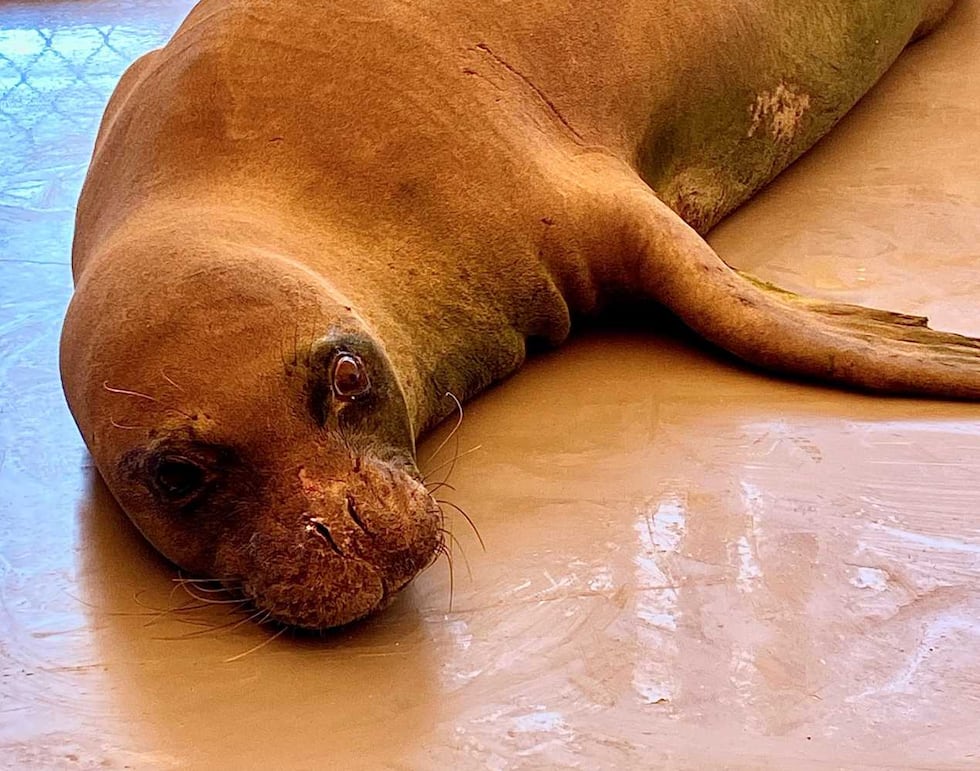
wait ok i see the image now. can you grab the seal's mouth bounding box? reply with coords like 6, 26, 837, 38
237, 559, 398, 631
218, 458, 443, 630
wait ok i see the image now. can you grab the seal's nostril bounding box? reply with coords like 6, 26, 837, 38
345, 493, 372, 535
308, 518, 344, 556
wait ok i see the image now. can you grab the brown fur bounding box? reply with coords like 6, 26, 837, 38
61, 0, 977, 630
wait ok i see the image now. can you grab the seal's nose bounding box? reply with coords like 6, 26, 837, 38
300, 493, 438, 590
301, 491, 383, 559
297, 459, 442, 583
306, 515, 346, 556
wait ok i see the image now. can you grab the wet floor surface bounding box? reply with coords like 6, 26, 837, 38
1, 1, 978, 768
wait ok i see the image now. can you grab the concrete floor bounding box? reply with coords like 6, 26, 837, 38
1, 1, 978, 768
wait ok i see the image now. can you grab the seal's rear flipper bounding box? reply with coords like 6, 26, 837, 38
620, 190, 980, 399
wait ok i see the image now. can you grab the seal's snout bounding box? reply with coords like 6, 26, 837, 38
232, 457, 441, 630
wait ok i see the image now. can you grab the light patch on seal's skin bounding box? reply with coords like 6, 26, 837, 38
299, 466, 337, 499
748, 83, 812, 142
298, 466, 349, 539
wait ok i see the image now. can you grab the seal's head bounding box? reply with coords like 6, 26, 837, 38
61, 231, 441, 629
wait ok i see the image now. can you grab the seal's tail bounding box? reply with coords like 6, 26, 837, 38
622, 190, 980, 399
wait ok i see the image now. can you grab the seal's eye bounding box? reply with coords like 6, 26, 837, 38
152, 455, 205, 500
331, 353, 370, 400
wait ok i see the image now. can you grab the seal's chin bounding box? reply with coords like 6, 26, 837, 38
238, 557, 395, 630
234, 524, 441, 630
220, 460, 442, 630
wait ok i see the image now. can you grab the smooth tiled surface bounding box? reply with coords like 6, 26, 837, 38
1, 1, 978, 768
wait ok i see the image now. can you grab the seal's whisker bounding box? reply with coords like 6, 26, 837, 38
102, 381, 196, 420
173, 571, 234, 582
421, 444, 483, 483
436, 498, 485, 551
183, 593, 251, 607
133, 589, 203, 616
224, 625, 289, 663
160, 369, 185, 392
67, 590, 184, 621
438, 540, 455, 612
424, 391, 464, 466
167, 601, 251, 624
172, 577, 242, 593
425, 535, 453, 571
228, 610, 271, 633
439, 526, 473, 581
437, 404, 462, 488
170, 602, 257, 631
254, 610, 274, 626
158, 598, 214, 614
151, 613, 245, 637
175, 584, 239, 596
177, 581, 250, 606
147, 576, 250, 626
132, 592, 214, 627
147, 601, 262, 638
425, 481, 456, 494
447, 547, 456, 612
110, 418, 151, 431
174, 572, 243, 595
171, 581, 228, 593
166, 578, 193, 609
173, 608, 267, 639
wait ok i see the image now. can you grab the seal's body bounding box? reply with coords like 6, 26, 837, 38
62, 0, 977, 629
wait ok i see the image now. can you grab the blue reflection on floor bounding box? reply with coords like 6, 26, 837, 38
1, 3, 191, 269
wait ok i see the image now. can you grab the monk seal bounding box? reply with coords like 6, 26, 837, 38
60, 0, 978, 630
